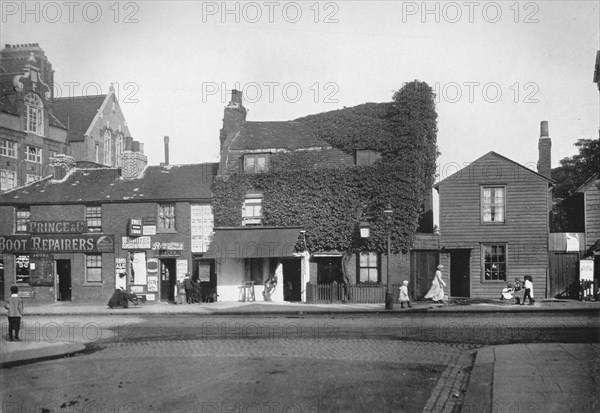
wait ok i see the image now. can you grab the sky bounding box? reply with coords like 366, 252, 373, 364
2, 0, 599, 183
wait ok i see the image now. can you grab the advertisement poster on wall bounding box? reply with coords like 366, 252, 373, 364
580, 259, 594, 281
176, 259, 188, 282
115, 258, 127, 290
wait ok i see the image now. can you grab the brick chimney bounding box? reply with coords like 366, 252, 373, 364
218, 89, 247, 178
121, 151, 148, 180
537, 121, 552, 178
164, 136, 170, 166
220, 90, 247, 141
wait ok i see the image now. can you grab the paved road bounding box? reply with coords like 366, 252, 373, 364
1, 312, 598, 413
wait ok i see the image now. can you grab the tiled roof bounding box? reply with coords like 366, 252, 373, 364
230, 121, 330, 150
53, 95, 107, 142
0, 163, 218, 205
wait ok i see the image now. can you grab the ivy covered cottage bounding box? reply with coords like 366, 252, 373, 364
205, 83, 440, 303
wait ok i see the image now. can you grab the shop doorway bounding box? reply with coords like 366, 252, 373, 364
193, 259, 216, 302
56, 259, 72, 301
283, 259, 302, 302
160, 259, 177, 302
450, 249, 471, 298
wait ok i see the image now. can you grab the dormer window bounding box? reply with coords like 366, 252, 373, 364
355, 150, 382, 166
244, 153, 269, 174
25, 93, 43, 136
242, 193, 263, 226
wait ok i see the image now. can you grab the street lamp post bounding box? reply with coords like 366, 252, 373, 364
383, 205, 394, 310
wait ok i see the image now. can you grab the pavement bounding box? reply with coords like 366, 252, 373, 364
1, 298, 599, 412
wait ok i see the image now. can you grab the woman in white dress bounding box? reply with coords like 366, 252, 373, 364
425, 264, 447, 303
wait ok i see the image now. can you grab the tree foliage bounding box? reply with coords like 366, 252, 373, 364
212, 81, 439, 254
550, 138, 600, 232
552, 138, 600, 200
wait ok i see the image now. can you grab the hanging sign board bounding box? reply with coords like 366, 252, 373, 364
128, 218, 143, 236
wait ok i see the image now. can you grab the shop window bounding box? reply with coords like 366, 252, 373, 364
86, 205, 102, 232
357, 252, 380, 283
86, 254, 102, 283
158, 203, 176, 232
482, 244, 506, 281
25, 93, 43, 136
481, 186, 505, 223
1, 140, 17, 158
244, 153, 269, 174
16, 208, 30, 233
26, 146, 42, 163
242, 193, 263, 226
1, 169, 17, 190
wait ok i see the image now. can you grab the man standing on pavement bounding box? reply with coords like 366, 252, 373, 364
183, 273, 194, 304
4, 286, 24, 341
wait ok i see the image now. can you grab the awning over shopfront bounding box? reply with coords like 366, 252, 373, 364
202, 226, 303, 259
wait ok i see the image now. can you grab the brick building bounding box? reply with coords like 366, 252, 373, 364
0, 43, 144, 192
0, 43, 68, 191
0, 156, 217, 303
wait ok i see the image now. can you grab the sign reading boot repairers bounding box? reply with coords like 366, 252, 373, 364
0, 235, 115, 253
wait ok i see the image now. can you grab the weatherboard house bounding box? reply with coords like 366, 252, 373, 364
434, 122, 554, 299
0, 154, 217, 304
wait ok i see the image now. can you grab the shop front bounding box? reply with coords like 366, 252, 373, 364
203, 226, 304, 302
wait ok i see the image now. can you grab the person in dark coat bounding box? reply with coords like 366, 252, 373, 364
183, 273, 194, 304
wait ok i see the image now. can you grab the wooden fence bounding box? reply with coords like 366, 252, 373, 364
306, 282, 403, 304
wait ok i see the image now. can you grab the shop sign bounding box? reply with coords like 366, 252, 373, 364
0, 234, 115, 253
29, 221, 87, 234
154, 250, 181, 258
143, 217, 157, 235
122, 236, 151, 249
152, 242, 183, 251
128, 218, 143, 236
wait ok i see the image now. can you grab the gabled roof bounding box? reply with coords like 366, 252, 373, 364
0, 163, 218, 206
53, 94, 107, 142
575, 172, 599, 193
230, 121, 330, 151
434, 151, 555, 188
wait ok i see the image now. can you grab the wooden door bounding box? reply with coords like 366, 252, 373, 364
549, 252, 579, 298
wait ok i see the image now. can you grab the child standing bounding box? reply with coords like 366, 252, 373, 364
4, 286, 24, 341
522, 275, 535, 305
399, 280, 412, 308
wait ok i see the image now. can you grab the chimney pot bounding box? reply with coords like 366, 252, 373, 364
540, 121, 549, 137
164, 136, 169, 166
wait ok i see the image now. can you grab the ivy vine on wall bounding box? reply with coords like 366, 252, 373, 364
212, 81, 438, 254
